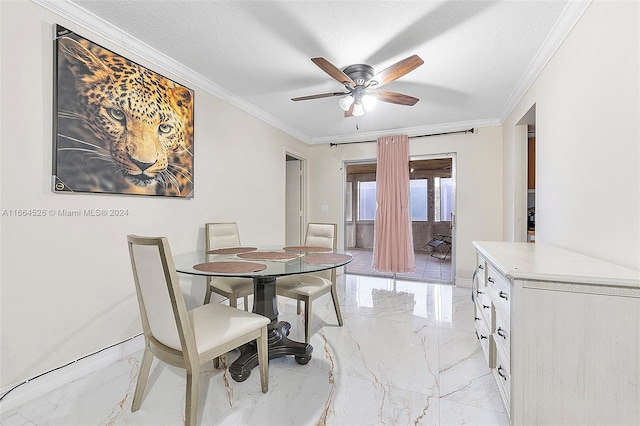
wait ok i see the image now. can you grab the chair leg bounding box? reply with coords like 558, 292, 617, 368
304, 299, 311, 343
330, 285, 344, 326
229, 295, 238, 309
257, 326, 269, 393
131, 346, 154, 412
203, 285, 212, 305
296, 300, 302, 315
185, 366, 200, 426
243, 295, 249, 311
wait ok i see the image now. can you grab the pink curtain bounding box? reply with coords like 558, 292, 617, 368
372, 135, 416, 273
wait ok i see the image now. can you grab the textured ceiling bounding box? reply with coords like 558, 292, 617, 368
40, 0, 590, 144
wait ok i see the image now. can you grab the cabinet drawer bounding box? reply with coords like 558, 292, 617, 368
474, 257, 487, 306
476, 255, 487, 287
474, 306, 493, 367
494, 350, 511, 407
487, 265, 511, 317
475, 277, 489, 306
479, 289, 492, 317
493, 310, 510, 356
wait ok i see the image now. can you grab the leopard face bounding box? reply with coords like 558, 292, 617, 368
55, 36, 194, 197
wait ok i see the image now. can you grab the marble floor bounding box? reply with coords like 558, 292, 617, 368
1, 275, 508, 426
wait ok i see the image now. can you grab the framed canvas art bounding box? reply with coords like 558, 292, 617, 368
53, 25, 194, 198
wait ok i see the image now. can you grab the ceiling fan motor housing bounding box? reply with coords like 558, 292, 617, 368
342, 64, 375, 86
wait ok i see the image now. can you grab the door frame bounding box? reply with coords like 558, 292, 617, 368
342, 153, 457, 284
285, 151, 306, 246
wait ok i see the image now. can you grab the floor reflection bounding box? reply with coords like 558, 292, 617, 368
348, 274, 452, 322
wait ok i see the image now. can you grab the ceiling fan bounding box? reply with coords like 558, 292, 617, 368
292, 55, 424, 117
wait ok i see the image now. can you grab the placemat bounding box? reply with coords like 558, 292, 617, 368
303, 253, 353, 265
283, 245, 332, 252
193, 261, 266, 273
206, 247, 257, 255
237, 251, 300, 261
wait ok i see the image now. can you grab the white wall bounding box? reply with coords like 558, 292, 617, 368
0, 0, 309, 387
502, 0, 640, 270
307, 126, 504, 284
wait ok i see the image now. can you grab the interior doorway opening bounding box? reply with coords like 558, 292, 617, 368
516, 104, 536, 243
343, 155, 455, 283
285, 154, 305, 247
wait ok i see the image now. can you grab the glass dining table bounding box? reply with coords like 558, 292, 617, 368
173, 246, 352, 382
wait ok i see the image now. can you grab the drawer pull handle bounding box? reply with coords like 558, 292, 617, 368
497, 327, 507, 339
499, 291, 509, 300
476, 290, 483, 295
478, 264, 484, 270
482, 304, 490, 309
497, 366, 508, 381
475, 317, 481, 321
475, 330, 487, 340
488, 277, 495, 283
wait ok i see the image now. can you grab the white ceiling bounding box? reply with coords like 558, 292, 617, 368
40, 0, 590, 144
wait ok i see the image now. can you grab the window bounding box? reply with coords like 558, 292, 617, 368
410, 179, 428, 221
358, 179, 429, 221
345, 181, 353, 222
357, 181, 376, 220
435, 177, 453, 222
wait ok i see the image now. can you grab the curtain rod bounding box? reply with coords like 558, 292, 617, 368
329, 128, 474, 147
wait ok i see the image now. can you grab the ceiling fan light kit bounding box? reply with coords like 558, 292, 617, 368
362, 93, 378, 111
338, 95, 354, 111
352, 103, 365, 117
292, 55, 424, 118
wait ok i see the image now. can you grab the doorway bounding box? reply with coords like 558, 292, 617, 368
516, 104, 536, 243
285, 154, 305, 246
343, 154, 456, 283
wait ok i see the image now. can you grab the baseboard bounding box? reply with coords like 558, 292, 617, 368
0, 334, 144, 413
456, 277, 473, 288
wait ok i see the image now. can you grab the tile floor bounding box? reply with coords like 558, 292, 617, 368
1, 275, 508, 425
346, 249, 453, 283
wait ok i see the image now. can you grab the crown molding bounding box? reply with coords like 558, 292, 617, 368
33, 0, 591, 145
498, 0, 592, 123
32, 0, 311, 143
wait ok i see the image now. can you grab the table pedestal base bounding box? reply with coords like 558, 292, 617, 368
228, 275, 313, 382
229, 321, 312, 382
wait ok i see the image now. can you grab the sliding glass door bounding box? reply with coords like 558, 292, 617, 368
344, 155, 455, 283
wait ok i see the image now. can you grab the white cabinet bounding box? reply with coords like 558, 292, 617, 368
472, 241, 640, 425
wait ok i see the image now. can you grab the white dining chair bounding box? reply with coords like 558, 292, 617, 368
203, 222, 254, 310
276, 223, 343, 342
127, 235, 269, 426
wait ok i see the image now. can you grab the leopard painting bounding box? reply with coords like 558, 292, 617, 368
54, 30, 194, 197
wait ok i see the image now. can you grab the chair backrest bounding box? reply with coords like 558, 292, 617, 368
205, 222, 241, 250
305, 223, 337, 280
305, 223, 337, 249
127, 235, 196, 358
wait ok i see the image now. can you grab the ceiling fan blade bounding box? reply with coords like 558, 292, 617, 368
369, 55, 424, 88
344, 102, 354, 118
291, 91, 348, 101
311, 57, 355, 87
375, 90, 420, 106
